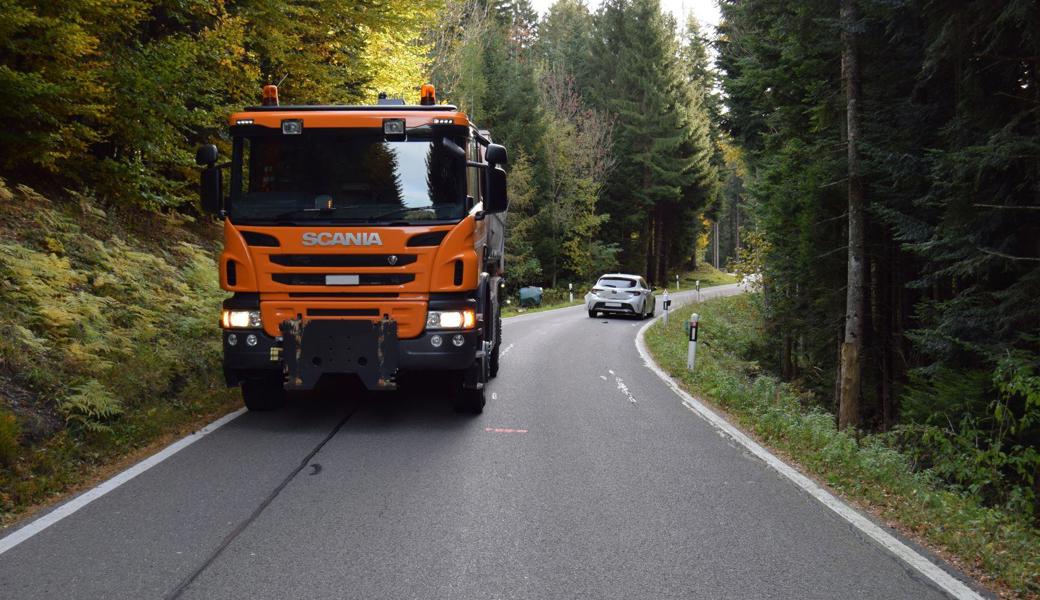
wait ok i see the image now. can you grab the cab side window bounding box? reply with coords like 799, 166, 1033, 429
467, 135, 481, 205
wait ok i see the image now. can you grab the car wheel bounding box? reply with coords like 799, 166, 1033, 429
588, 310, 597, 318
241, 374, 285, 411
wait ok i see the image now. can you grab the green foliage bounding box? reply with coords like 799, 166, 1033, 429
0, 409, 19, 467
0, 0, 438, 208
646, 294, 1040, 597
0, 180, 237, 521
718, 0, 1040, 522
727, 229, 769, 291
431, 0, 718, 288
61, 381, 123, 433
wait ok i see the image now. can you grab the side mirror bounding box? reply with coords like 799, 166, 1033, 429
200, 167, 222, 214
196, 144, 218, 166
485, 143, 507, 166
484, 166, 508, 214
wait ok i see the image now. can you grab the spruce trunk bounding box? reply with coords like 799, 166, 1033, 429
838, 0, 865, 430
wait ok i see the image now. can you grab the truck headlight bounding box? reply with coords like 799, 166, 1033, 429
426, 309, 476, 330
221, 309, 262, 329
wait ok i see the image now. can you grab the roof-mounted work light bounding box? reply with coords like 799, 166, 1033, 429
420, 84, 436, 106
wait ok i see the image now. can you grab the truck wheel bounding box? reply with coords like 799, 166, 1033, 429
489, 310, 502, 378
241, 375, 285, 411
454, 385, 485, 414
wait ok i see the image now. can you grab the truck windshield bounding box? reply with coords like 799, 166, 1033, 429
230, 132, 468, 224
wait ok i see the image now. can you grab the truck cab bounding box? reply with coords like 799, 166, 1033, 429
197, 85, 507, 413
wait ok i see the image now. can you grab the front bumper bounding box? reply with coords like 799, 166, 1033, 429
222, 323, 479, 389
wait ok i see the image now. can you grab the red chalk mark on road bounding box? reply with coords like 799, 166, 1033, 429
485, 427, 528, 434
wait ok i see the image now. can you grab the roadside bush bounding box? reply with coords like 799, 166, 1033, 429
0, 410, 19, 466
0, 180, 237, 522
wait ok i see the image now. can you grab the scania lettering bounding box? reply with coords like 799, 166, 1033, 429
196, 83, 508, 413
301, 232, 384, 247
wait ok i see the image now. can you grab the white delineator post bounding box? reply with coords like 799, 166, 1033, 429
568, 282, 573, 303
687, 313, 699, 371
675, 274, 679, 291
662, 290, 671, 325
695, 279, 701, 303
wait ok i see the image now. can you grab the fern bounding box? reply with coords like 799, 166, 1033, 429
60, 380, 124, 432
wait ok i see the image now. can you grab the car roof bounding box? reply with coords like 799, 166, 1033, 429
597, 273, 642, 280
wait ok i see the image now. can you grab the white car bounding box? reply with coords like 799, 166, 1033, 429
585, 274, 656, 319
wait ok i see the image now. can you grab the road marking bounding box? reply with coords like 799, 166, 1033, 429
485, 427, 528, 434
500, 343, 515, 357
491, 392, 498, 400
634, 319, 986, 600
0, 407, 247, 556
609, 370, 637, 404
599, 375, 608, 381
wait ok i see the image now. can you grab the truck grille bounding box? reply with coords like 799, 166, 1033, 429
272, 273, 415, 286
269, 254, 416, 267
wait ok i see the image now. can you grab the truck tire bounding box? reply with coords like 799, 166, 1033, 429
241, 375, 285, 411
489, 310, 502, 378
454, 385, 486, 414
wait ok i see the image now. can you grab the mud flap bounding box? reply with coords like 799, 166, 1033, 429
281, 318, 399, 391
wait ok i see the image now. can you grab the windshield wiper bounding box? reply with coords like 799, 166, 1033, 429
269, 206, 375, 221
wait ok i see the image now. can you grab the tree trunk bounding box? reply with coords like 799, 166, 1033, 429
645, 213, 655, 283
655, 207, 666, 282
838, 0, 865, 430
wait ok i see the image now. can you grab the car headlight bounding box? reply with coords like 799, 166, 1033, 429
221, 309, 262, 329
426, 309, 476, 330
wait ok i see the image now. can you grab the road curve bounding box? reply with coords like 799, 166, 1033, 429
0, 284, 974, 599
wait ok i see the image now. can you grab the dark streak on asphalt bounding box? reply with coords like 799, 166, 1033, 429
164, 409, 356, 600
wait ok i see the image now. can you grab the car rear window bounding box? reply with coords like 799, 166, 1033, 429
598, 278, 637, 288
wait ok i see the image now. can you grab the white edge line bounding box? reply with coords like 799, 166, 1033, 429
634, 315, 985, 600
0, 407, 247, 556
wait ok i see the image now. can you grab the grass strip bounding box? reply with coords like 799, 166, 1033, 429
644, 293, 1040, 599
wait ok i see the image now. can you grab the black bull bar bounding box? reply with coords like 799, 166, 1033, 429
280, 318, 399, 391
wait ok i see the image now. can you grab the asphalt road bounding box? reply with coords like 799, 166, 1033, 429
0, 283, 973, 599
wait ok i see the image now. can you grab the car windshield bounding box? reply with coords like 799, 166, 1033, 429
229, 132, 467, 224
598, 277, 637, 288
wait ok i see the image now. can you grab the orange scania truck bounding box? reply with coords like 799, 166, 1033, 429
195, 84, 508, 413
